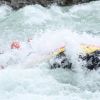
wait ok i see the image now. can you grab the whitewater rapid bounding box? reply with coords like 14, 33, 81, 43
0, 1, 100, 100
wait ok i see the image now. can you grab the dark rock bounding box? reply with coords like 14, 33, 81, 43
0, 0, 97, 10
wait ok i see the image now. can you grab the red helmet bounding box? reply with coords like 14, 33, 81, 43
11, 41, 21, 49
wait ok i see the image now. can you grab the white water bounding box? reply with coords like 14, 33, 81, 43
0, 1, 100, 100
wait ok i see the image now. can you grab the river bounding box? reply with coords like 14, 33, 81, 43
0, 1, 100, 100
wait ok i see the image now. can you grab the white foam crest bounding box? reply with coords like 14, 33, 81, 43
0, 5, 12, 19
22, 5, 52, 25
69, 1, 100, 13
69, 4, 92, 13
30, 29, 100, 54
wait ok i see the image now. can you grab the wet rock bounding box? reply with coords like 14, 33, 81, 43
0, 0, 97, 10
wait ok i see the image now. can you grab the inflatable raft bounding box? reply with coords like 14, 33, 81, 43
0, 40, 100, 70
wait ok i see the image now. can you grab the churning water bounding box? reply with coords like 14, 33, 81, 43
0, 1, 100, 100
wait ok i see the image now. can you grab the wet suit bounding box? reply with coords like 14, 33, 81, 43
80, 50, 100, 70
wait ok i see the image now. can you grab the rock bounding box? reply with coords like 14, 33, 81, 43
0, 0, 97, 10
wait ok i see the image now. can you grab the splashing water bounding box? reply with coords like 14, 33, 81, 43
0, 1, 100, 100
